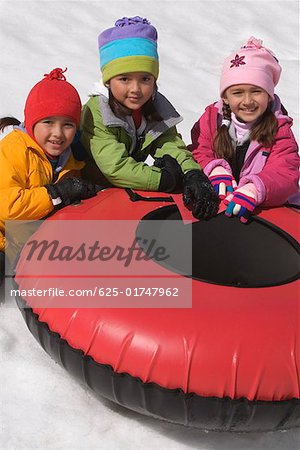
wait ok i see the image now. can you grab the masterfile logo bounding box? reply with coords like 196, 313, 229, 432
6, 219, 192, 309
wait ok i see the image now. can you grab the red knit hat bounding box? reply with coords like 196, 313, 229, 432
24, 68, 82, 140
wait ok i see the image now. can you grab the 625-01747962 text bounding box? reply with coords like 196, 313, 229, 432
10, 287, 180, 298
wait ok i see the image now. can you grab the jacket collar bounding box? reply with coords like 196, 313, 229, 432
97, 92, 183, 138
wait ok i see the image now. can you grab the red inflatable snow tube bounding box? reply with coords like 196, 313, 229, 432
14, 188, 300, 431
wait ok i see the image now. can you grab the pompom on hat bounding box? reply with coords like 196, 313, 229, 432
24, 68, 82, 140
98, 16, 159, 84
220, 37, 282, 99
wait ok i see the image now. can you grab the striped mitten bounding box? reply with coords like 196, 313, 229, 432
224, 183, 258, 223
208, 166, 237, 200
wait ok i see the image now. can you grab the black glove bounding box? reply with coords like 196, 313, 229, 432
46, 177, 102, 206
183, 170, 220, 219
154, 154, 184, 193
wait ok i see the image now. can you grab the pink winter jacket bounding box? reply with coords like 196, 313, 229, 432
189, 96, 299, 207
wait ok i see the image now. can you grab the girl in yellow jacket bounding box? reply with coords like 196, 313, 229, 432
0, 68, 100, 263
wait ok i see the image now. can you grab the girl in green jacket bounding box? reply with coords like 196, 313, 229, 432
80, 16, 219, 220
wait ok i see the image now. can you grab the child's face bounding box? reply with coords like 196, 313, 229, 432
33, 116, 76, 157
222, 84, 270, 123
108, 72, 155, 110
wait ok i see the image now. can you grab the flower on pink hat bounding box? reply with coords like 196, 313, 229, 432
230, 55, 246, 68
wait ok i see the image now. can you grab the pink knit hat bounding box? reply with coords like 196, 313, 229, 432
220, 37, 282, 99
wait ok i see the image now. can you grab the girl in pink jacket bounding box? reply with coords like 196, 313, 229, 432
189, 37, 299, 223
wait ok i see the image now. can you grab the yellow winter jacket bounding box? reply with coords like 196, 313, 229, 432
0, 129, 84, 255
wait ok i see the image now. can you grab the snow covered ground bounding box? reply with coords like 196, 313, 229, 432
1, 1, 299, 449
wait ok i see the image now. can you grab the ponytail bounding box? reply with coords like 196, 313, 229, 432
213, 103, 234, 160
250, 106, 278, 147
0, 117, 21, 132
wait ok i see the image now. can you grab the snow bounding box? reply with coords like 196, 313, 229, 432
0, 1, 299, 449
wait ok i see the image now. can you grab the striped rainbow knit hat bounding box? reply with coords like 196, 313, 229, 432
98, 16, 159, 84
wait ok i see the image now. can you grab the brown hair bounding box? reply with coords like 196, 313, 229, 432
0, 117, 21, 132
213, 102, 278, 161
108, 83, 163, 123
